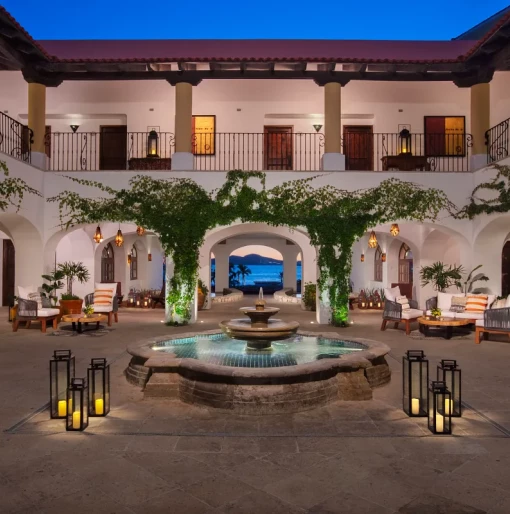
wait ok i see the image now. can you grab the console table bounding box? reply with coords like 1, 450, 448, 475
128, 157, 172, 170
381, 155, 430, 171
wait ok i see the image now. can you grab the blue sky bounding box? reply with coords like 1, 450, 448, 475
5, 1, 509, 40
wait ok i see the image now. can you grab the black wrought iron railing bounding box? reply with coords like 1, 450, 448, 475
486, 118, 509, 164
342, 132, 472, 172
46, 131, 175, 171
192, 132, 324, 171
0, 112, 32, 163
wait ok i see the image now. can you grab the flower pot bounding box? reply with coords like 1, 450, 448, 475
197, 289, 206, 311
59, 299, 84, 316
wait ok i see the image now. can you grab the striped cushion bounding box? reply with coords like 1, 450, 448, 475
465, 294, 488, 313
28, 292, 43, 309
94, 286, 115, 306
396, 295, 410, 311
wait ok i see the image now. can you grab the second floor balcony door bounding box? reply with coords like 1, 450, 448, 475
100, 125, 127, 170
264, 126, 293, 170
343, 125, 373, 171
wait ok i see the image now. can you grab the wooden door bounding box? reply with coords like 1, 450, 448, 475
100, 125, 127, 170
343, 126, 373, 171
2, 239, 15, 306
502, 241, 510, 297
264, 126, 293, 170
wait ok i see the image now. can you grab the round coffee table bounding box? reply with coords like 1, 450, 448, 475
61, 314, 106, 334
418, 316, 474, 340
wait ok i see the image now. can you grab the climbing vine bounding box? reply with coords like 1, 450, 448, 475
48, 171, 454, 326
0, 160, 40, 212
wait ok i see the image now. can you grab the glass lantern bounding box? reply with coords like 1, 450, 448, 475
88, 358, 110, 417
437, 359, 461, 417
147, 130, 159, 157
50, 350, 75, 419
428, 381, 452, 434
66, 377, 89, 431
399, 128, 412, 154
403, 350, 428, 417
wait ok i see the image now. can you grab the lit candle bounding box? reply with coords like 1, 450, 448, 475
436, 413, 444, 432
144, 300, 148, 307
58, 400, 66, 417
72, 411, 81, 429
445, 399, 453, 415
369, 302, 373, 308
411, 398, 420, 415
361, 302, 366, 308
95, 398, 104, 415
136, 300, 140, 306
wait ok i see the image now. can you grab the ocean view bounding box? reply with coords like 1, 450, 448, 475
212, 263, 302, 285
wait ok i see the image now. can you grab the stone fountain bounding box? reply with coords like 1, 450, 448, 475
219, 299, 300, 350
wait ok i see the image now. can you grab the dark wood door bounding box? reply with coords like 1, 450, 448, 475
2, 239, 15, 306
343, 126, 373, 171
264, 126, 293, 170
100, 126, 127, 170
502, 241, 510, 297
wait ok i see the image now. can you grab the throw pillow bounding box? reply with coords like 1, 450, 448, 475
27, 292, 43, 309
94, 286, 115, 306
384, 286, 401, 303
450, 296, 467, 313
492, 298, 507, 309
396, 295, 410, 311
465, 294, 489, 313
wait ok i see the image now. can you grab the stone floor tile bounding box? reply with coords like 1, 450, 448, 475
398, 493, 486, 514
175, 436, 223, 452
451, 454, 510, 492
185, 452, 257, 470
255, 436, 298, 453
342, 437, 398, 455
309, 490, 395, 514
130, 489, 212, 514
218, 490, 305, 514
293, 422, 338, 436
221, 436, 261, 453
261, 452, 330, 470
224, 418, 259, 435
184, 471, 255, 508
332, 421, 381, 436
373, 419, 428, 436
125, 435, 179, 452
390, 437, 488, 455
296, 437, 348, 453
263, 473, 337, 509
223, 458, 294, 489
0, 475, 38, 514
401, 451, 476, 473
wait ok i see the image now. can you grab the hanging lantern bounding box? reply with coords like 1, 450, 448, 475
390, 223, 400, 237
403, 350, 428, 417
50, 350, 75, 419
136, 226, 145, 236
368, 231, 378, 249
115, 228, 124, 247
93, 226, 103, 244
381, 252, 387, 262
88, 358, 110, 417
148, 252, 152, 262
147, 130, 159, 157
437, 360, 461, 417
360, 253, 365, 262
66, 377, 89, 431
428, 381, 452, 435
399, 128, 412, 154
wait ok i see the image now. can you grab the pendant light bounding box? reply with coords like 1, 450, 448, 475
115, 225, 124, 247
93, 226, 103, 244
136, 226, 145, 236
368, 231, 378, 249
390, 223, 400, 237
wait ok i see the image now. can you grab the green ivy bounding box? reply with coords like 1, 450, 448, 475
0, 160, 41, 212
49, 171, 454, 325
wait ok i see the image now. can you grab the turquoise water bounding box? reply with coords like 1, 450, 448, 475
151, 333, 366, 368
212, 263, 302, 285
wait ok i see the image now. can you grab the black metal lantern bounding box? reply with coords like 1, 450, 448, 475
147, 130, 159, 157
428, 381, 452, 434
66, 377, 89, 431
399, 128, 411, 155
50, 350, 75, 419
88, 358, 110, 417
437, 360, 461, 417
403, 350, 428, 417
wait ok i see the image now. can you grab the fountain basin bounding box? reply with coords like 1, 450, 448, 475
126, 330, 391, 414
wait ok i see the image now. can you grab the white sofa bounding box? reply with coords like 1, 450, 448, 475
425, 292, 498, 321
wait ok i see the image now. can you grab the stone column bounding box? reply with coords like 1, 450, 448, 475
173, 82, 194, 170
470, 82, 490, 170
28, 82, 47, 169
282, 247, 299, 290
322, 82, 345, 171
213, 247, 230, 293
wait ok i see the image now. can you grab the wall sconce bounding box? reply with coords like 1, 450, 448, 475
148, 252, 152, 262
381, 253, 387, 262
93, 226, 103, 244
312, 124, 323, 133
136, 226, 145, 236
127, 254, 132, 265
368, 231, 378, 249
147, 130, 159, 157
360, 253, 365, 262
70, 125, 80, 133
390, 223, 400, 237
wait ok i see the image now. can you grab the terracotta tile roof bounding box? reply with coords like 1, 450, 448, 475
37, 39, 476, 64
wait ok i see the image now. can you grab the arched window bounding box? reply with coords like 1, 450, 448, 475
130, 244, 138, 280
374, 245, 383, 282
398, 243, 413, 284
101, 243, 115, 282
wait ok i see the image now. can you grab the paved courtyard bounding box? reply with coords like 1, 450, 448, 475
1, 300, 510, 513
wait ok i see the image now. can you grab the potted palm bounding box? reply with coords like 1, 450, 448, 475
41, 269, 65, 306
58, 261, 90, 315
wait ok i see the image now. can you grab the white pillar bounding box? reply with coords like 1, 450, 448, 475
282, 247, 299, 290
214, 248, 230, 292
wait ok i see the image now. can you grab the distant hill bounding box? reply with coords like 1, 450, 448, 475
211, 253, 302, 266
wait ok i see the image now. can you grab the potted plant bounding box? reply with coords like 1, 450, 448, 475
197, 279, 208, 311
83, 305, 94, 318
41, 269, 65, 306
303, 282, 317, 311
420, 262, 464, 292
430, 307, 442, 320
58, 261, 90, 315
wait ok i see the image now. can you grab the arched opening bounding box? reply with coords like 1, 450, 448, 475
101, 242, 115, 282
502, 241, 510, 297
374, 245, 383, 282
